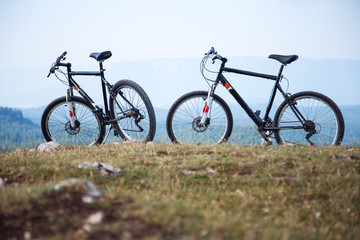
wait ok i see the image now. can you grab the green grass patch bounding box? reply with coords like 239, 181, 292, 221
0, 144, 359, 239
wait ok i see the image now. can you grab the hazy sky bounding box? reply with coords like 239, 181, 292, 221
0, 0, 359, 69
0, 0, 359, 108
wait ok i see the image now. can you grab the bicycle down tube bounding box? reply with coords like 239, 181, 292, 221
215, 66, 279, 128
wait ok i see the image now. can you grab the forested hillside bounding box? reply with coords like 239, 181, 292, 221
0, 107, 43, 151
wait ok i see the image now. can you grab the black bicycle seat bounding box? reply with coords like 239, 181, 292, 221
268, 54, 298, 65
90, 51, 112, 62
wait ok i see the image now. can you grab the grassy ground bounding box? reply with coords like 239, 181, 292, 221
0, 143, 359, 240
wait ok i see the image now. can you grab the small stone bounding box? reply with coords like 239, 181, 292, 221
99, 168, 109, 176
82, 196, 95, 204
99, 162, 124, 176
122, 231, 132, 238
37, 141, 60, 152
77, 161, 124, 177
0, 178, 5, 187
87, 211, 104, 224
206, 167, 216, 174
236, 189, 245, 196
84, 180, 103, 197
99, 162, 115, 172
200, 229, 208, 237
337, 153, 351, 160
24, 231, 31, 240
78, 161, 100, 169
184, 170, 196, 175
54, 178, 85, 190
19, 167, 27, 174
54, 178, 103, 197
83, 224, 92, 232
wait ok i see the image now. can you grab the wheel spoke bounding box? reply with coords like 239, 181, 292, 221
275, 92, 343, 146
43, 98, 103, 146
167, 92, 232, 145
110, 81, 155, 142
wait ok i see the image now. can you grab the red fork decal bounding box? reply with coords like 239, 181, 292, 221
69, 107, 76, 117
203, 103, 209, 113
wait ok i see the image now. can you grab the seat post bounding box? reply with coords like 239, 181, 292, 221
99, 61, 104, 72
99, 61, 109, 115
277, 64, 285, 80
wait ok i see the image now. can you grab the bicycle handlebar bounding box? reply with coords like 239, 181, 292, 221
47, 51, 67, 77
206, 47, 226, 63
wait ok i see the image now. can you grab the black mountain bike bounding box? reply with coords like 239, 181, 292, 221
41, 51, 156, 146
166, 47, 344, 146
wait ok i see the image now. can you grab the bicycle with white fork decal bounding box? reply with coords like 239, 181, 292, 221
41, 51, 156, 146
166, 47, 344, 146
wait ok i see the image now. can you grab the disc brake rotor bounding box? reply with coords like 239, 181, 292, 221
65, 121, 80, 135
192, 117, 208, 133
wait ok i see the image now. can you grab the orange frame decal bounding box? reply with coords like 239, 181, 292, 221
224, 82, 231, 90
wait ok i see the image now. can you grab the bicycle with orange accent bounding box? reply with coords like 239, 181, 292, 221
166, 47, 344, 146
41, 51, 156, 146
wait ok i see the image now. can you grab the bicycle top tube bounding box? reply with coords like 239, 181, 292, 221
222, 67, 277, 81
206, 47, 297, 82
69, 71, 102, 76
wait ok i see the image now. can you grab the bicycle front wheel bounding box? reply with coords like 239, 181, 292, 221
41, 96, 105, 146
166, 91, 233, 144
109, 80, 156, 142
274, 91, 345, 146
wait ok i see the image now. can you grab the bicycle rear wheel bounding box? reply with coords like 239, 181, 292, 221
166, 91, 233, 144
109, 80, 156, 142
41, 96, 105, 146
274, 91, 344, 146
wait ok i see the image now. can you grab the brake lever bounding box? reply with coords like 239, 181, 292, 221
47, 63, 57, 77
212, 55, 219, 64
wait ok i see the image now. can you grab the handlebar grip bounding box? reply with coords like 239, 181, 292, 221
208, 47, 215, 55
61, 51, 67, 59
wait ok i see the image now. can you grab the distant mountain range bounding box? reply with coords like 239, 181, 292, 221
1, 56, 359, 109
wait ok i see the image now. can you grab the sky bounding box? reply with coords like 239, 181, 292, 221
0, 0, 359, 108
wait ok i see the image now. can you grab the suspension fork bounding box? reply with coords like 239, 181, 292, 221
200, 84, 217, 126
66, 87, 78, 128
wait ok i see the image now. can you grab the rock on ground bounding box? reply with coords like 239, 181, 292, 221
37, 141, 60, 152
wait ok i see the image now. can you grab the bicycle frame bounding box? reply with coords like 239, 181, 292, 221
59, 62, 137, 128
203, 59, 307, 143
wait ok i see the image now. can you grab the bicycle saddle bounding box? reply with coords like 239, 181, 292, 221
90, 51, 112, 62
268, 54, 298, 65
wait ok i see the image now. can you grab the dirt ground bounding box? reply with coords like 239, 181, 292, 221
0, 176, 167, 240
